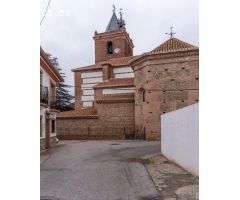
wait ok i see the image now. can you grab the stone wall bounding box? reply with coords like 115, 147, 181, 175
132, 50, 199, 140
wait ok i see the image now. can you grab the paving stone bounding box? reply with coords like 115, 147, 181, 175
145, 154, 199, 200
175, 185, 199, 200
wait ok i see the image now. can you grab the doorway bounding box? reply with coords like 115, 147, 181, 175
45, 118, 50, 149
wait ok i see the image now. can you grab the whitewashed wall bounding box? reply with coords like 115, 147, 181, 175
40, 107, 57, 139
113, 67, 134, 79
102, 87, 135, 94
81, 71, 103, 107
41, 67, 51, 101
161, 103, 199, 176
40, 66, 57, 139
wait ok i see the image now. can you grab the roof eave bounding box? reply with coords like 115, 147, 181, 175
129, 48, 199, 67
40, 47, 64, 82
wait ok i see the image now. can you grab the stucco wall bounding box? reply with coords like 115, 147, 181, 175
40, 107, 57, 138
161, 103, 199, 176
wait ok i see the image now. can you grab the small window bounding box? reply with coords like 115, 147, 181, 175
107, 41, 113, 54
142, 90, 145, 102
40, 71, 43, 85
51, 119, 55, 133
40, 116, 43, 137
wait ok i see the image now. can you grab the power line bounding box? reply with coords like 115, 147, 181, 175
40, 0, 52, 26
56, 85, 198, 91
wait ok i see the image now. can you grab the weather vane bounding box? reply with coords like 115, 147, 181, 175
113, 4, 116, 12
165, 26, 176, 38
119, 8, 123, 18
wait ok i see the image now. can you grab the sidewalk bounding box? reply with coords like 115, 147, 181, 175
145, 154, 199, 200
40, 150, 50, 165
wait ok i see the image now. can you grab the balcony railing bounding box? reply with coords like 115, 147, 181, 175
40, 84, 58, 109
40, 84, 49, 105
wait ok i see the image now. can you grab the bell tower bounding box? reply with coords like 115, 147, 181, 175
93, 6, 134, 63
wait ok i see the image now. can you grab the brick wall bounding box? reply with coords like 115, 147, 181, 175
57, 101, 135, 139
132, 50, 199, 140
94, 31, 133, 63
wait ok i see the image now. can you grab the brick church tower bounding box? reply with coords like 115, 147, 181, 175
93, 8, 134, 63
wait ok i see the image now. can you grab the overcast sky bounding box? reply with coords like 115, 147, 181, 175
40, 0, 198, 95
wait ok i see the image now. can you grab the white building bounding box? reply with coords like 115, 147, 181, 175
40, 47, 64, 150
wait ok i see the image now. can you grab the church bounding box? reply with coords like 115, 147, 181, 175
56, 8, 199, 141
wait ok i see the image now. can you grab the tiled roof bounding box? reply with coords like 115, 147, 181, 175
129, 38, 198, 64
40, 47, 64, 82
72, 56, 135, 72
96, 93, 135, 103
57, 108, 98, 119
93, 78, 134, 89
151, 37, 198, 53
72, 64, 102, 72
106, 12, 119, 32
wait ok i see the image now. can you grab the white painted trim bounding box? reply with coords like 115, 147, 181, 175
113, 67, 133, 73
83, 89, 94, 95
83, 101, 93, 107
115, 73, 134, 78
103, 87, 135, 94
81, 83, 97, 89
83, 77, 103, 84
81, 71, 103, 78
81, 95, 95, 101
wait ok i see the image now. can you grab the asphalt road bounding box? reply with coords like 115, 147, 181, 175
41, 140, 161, 200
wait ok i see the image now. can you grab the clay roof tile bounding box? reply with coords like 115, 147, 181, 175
151, 37, 198, 53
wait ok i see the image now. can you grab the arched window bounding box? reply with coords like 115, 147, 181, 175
106, 41, 113, 54
142, 90, 145, 102
139, 88, 145, 102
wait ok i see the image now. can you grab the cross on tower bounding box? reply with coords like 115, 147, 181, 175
165, 26, 176, 38
112, 4, 116, 13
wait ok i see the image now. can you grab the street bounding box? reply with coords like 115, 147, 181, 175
41, 140, 161, 200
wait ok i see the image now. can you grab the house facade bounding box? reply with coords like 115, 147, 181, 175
56, 9, 199, 141
40, 47, 64, 150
